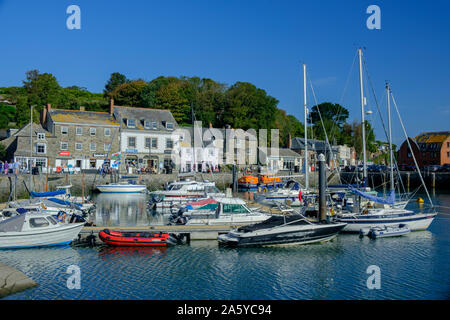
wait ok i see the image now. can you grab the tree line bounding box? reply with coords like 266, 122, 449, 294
0, 70, 379, 157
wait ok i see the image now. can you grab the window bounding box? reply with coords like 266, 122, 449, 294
128, 137, 136, 148
166, 122, 174, 130
76, 127, 82, 135
151, 138, 158, 149
61, 142, 68, 150
61, 126, 68, 135
152, 121, 157, 130
127, 119, 136, 128
29, 217, 49, 228
104, 128, 111, 136
46, 216, 58, 225
37, 133, 45, 140
223, 204, 249, 214
90, 128, 96, 136
104, 143, 111, 152
75, 143, 83, 151
145, 137, 151, 149
36, 143, 46, 154
144, 121, 150, 129
90, 142, 96, 151
35, 158, 47, 167
448, 152, 450, 158
166, 138, 173, 149
447, 142, 450, 148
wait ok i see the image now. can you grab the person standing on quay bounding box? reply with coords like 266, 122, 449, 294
4, 161, 9, 175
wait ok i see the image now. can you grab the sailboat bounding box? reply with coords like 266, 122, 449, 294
336, 49, 437, 232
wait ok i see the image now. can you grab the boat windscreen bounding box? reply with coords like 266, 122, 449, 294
237, 215, 310, 232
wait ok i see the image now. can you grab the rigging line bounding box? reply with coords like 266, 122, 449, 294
308, 78, 342, 181
362, 56, 407, 195
390, 91, 434, 210
327, 50, 358, 147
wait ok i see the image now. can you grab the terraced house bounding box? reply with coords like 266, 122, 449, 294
42, 104, 120, 170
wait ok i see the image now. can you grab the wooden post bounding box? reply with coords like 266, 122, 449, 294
45, 167, 49, 192
407, 172, 410, 192
81, 171, 85, 203
432, 173, 436, 190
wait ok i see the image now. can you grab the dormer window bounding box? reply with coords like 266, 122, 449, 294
144, 121, 150, 129
127, 119, 136, 128
166, 122, 174, 130
152, 121, 157, 130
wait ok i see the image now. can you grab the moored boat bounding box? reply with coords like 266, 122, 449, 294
98, 229, 176, 246
218, 213, 347, 247
365, 224, 411, 238
0, 213, 84, 249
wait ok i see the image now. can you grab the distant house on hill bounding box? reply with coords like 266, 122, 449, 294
398, 131, 450, 167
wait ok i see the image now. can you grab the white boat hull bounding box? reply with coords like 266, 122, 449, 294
0, 222, 84, 249
186, 214, 270, 226
96, 184, 147, 193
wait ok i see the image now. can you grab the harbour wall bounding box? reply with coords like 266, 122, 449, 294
0, 171, 341, 202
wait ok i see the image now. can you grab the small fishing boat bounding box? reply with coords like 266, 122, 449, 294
0, 212, 84, 249
98, 229, 177, 246
365, 224, 411, 239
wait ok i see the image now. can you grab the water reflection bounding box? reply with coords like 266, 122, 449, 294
91, 193, 166, 226
98, 246, 168, 260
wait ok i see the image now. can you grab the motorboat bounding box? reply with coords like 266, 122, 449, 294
218, 210, 347, 247
0, 212, 84, 249
181, 197, 271, 226
1, 206, 86, 225
98, 229, 177, 246
149, 179, 224, 211
260, 180, 303, 207
360, 224, 411, 238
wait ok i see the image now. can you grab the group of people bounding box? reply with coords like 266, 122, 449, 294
0, 160, 24, 175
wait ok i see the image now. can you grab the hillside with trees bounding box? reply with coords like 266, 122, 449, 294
0, 70, 382, 155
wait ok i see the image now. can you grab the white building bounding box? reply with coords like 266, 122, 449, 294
112, 103, 180, 173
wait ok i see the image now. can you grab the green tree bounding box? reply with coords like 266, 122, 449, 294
104, 72, 128, 97
23, 70, 61, 112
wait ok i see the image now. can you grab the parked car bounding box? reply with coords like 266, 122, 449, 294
425, 165, 441, 172
438, 164, 450, 172
344, 165, 356, 172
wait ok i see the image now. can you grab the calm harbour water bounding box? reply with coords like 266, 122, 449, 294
1, 192, 449, 300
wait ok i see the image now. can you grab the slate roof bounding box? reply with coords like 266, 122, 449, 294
113, 106, 177, 131
415, 131, 450, 144
49, 109, 119, 126
259, 147, 301, 158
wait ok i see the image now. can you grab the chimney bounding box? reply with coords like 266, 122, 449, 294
288, 133, 292, 149
41, 104, 51, 126
109, 98, 114, 115
79, 106, 85, 111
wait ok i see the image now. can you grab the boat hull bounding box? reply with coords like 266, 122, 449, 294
337, 213, 436, 233
98, 230, 174, 246
96, 184, 147, 193
0, 223, 84, 249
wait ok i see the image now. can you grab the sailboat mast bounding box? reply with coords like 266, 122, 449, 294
303, 64, 309, 190
358, 48, 368, 184
386, 82, 394, 191
29, 104, 33, 198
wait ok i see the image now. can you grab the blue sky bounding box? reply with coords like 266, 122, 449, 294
0, 0, 449, 145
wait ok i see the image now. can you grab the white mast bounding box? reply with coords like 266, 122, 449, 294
358, 48, 368, 184
29, 105, 33, 197
303, 64, 309, 190
386, 82, 394, 191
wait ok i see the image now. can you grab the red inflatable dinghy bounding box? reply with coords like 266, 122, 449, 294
99, 229, 176, 247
